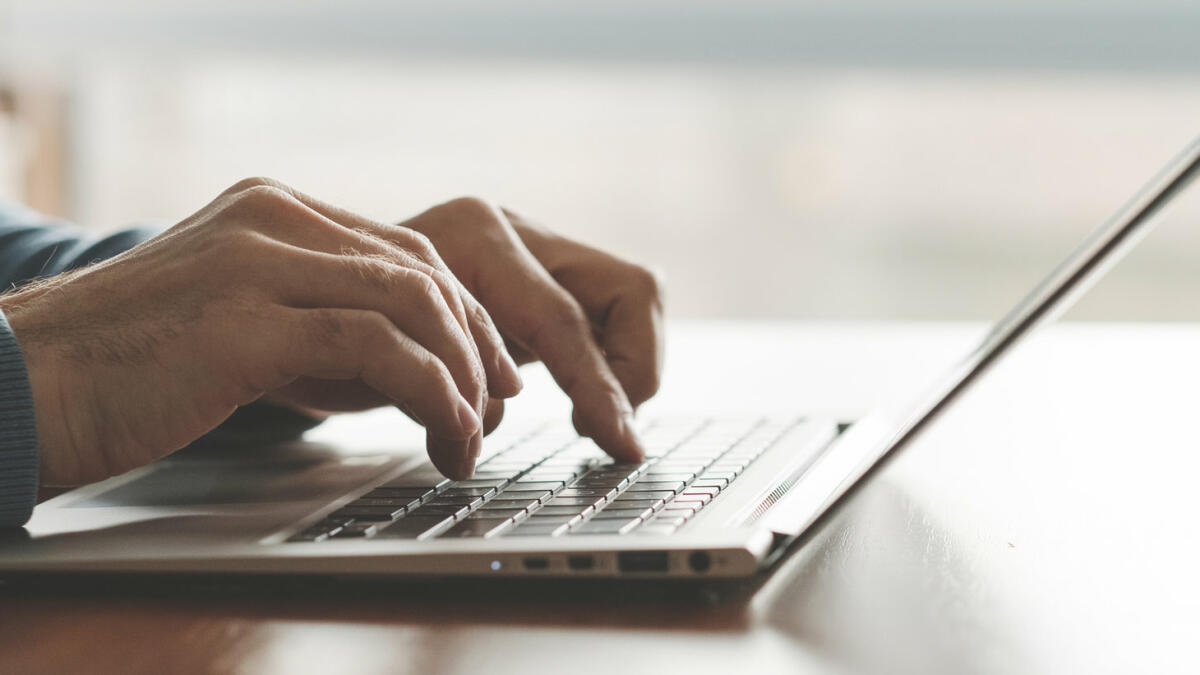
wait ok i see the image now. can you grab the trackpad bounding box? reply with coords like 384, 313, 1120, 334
71, 455, 396, 508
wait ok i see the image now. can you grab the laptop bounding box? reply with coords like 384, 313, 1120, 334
1, 137, 1196, 581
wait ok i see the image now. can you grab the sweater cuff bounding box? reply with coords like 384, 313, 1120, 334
0, 309, 38, 527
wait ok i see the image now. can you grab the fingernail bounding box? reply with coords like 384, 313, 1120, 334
456, 397, 481, 436
457, 434, 482, 479
498, 350, 523, 393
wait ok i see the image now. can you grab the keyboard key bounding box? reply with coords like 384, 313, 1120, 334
509, 481, 565, 492
700, 471, 737, 481
544, 496, 604, 507
364, 487, 429, 499
640, 472, 696, 482
288, 529, 331, 543
615, 489, 675, 501
441, 486, 498, 498
650, 515, 688, 528
590, 507, 654, 520
660, 506, 697, 518
439, 518, 514, 538
536, 505, 593, 517
426, 495, 485, 509
452, 478, 510, 489
571, 519, 640, 535
464, 508, 524, 520
332, 521, 379, 538
496, 490, 555, 503
573, 477, 631, 489
682, 486, 720, 498
374, 516, 453, 539
673, 493, 713, 506
691, 478, 729, 490
635, 524, 679, 536
348, 497, 419, 508
520, 470, 583, 482
506, 522, 570, 537
381, 470, 450, 489
410, 504, 471, 520
555, 487, 617, 499
626, 481, 686, 493
608, 498, 664, 510
481, 498, 540, 511
330, 505, 405, 521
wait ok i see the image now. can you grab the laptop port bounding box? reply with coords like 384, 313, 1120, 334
567, 555, 594, 571
688, 551, 712, 573
617, 551, 669, 573
522, 556, 549, 571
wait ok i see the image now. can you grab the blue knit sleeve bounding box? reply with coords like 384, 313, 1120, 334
0, 309, 37, 527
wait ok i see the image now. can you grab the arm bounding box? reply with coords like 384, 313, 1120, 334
0, 180, 661, 527
0, 201, 157, 526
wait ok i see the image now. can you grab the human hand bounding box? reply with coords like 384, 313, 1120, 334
0, 178, 522, 485
403, 198, 664, 463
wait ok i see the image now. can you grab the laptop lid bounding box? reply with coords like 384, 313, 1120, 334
763, 136, 1200, 537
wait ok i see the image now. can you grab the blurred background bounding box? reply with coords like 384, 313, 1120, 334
1, 0, 1198, 320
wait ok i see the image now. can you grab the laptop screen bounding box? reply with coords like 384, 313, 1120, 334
763, 136, 1200, 537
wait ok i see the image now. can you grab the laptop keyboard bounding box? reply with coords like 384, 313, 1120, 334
287, 417, 798, 543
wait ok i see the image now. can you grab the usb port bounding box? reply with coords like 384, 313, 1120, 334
617, 551, 669, 573
567, 555, 595, 571
522, 556, 549, 571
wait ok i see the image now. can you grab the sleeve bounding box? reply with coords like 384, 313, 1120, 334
0, 308, 37, 527
0, 200, 159, 288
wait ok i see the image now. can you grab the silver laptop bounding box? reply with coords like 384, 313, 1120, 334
1, 137, 1196, 581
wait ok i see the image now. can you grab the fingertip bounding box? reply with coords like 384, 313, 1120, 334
616, 411, 646, 463
428, 433, 479, 481
490, 349, 524, 398
455, 395, 482, 436
457, 433, 482, 479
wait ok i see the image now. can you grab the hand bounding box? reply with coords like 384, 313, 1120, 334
0, 178, 523, 485
403, 197, 664, 463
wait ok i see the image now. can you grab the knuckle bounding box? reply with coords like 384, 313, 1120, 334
302, 308, 350, 349
629, 370, 662, 403
355, 310, 396, 343
628, 264, 663, 300
224, 176, 288, 198
400, 228, 439, 261
443, 196, 506, 235
445, 195, 496, 218
343, 256, 398, 295
223, 176, 270, 195
220, 185, 302, 227
238, 183, 294, 206
399, 267, 441, 300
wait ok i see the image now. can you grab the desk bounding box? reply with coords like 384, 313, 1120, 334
2, 321, 1198, 675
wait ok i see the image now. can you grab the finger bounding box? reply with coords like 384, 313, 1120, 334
601, 293, 664, 408
263, 244, 486, 475
260, 308, 481, 475
259, 183, 522, 399
468, 240, 645, 461
241, 193, 494, 404
483, 398, 505, 436
270, 247, 484, 406
503, 207, 664, 407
